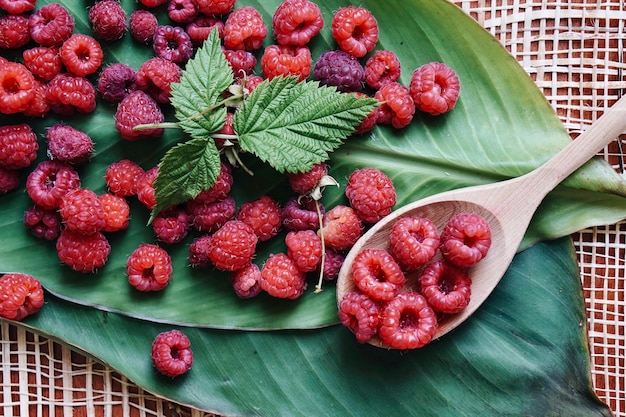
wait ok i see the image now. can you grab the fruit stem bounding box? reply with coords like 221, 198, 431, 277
314, 200, 326, 294
133, 122, 181, 131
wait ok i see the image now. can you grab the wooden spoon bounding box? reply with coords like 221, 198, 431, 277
336, 95, 626, 348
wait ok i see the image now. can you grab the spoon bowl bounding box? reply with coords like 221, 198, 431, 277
337, 95, 626, 348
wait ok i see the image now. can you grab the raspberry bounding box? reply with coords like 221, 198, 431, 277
319, 205, 363, 251
89, 0, 127, 42
60, 34, 104, 77
0, 0, 35, 14
97, 63, 137, 104
187, 195, 235, 233
440, 212, 492, 267
129, 10, 158, 44
229, 263, 262, 299
331, 6, 378, 58
105, 159, 145, 197
351, 248, 405, 302
23, 46, 62, 82
364, 50, 401, 90
260, 44, 312, 81
208, 220, 258, 271
187, 16, 224, 47
287, 162, 328, 195
46, 73, 97, 115
59, 188, 105, 235
139, 0, 167, 8
285, 229, 322, 273
0, 123, 38, 170
272, 0, 323, 46
236, 195, 282, 242
409, 62, 460, 116
223, 6, 267, 51
188, 234, 212, 268
0, 273, 44, 321
56, 229, 111, 273
99, 193, 130, 232
192, 162, 233, 204
136, 57, 182, 104
115, 90, 165, 141
389, 216, 440, 272
151, 330, 193, 377
25, 160, 81, 210
23, 205, 63, 240
312, 50, 364, 93
378, 292, 438, 350
345, 167, 396, 224
260, 253, 307, 299
126, 243, 173, 291
195, 0, 235, 16
338, 291, 380, 343
152, 206, 190, 244
318, 248, 344, 281
0, 14, 30, 49
168, 0, 198, 25
22, 79, 50, 118
136, 166, 158, 209
419, 260, 472, 314
153, 25, 193, 64
0, 166, 20, 195
223, 48, 257, 76
374, 82, 415, 129
45, 124, 94, 164
282, 196, 322, 232
28, 3, 75, 47
0, 62, 35, 114
353, 92, 378, 135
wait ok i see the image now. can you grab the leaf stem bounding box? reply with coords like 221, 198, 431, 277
133, 122, 181, 131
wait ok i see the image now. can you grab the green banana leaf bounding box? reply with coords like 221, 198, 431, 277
10, 238, 611, 416
1, 0, 625, 331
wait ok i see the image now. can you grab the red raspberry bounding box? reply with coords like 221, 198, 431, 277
374, 82, 415, 129
139, 0, 167, 8
129, 10, 158, 44
312, 50, 364, 93
409, 62, 460, 116
59, 188, 105, 235
287, 162, 328, 195
187, 195, 235, 233
22, 79, 51, 118
282, 196, 323, 232
126, 243, 173, 291
0, 14, 30, 49
389, 216, 439, 272
115, 90, 165, 141
26, 160, 81, 210
0, 123, 38, 170
136, 57, 182, 104
345, 167, 396, 224
153, 25, 193, 64
0, 166, 20, 195
22, 46, 62, 82
105, 159, 145, 197
28, 3, 74, 47
364, 50, 401, 90
0, 62, 35, 114
0, 0, 35, 14
240, 74, 263, 95
353, 92, 378, 135
196, 0, 235, 16
89, 0, 127, 42
97, 63, 137, 104
260, 253, 307, 299
187, 16, 224, 47
351, 248, 405, 302
319, 205, 363, 251
188, 234, 212, 268
419, 260, 472, 314
236, 195, 282, 242
223, 48, 257, 76
338, 291, 380, 343
99, 193, 130, 232
223, 6, 267, 51
229, 263, 262, 299
45, 124, 94, 164
318, 248, 344, 281
192, 162, 233, 204
285, 229, 322, 273
272, 0, 323, 46
208, 220, 258, 271
136, 166, 158, 209
151, 329, 193, 377
0, 273, 44, 321
378, 292, 438, 350
56, 229, 111, 273
23, 205, 62, 240
152, 206, 190, 244
331, 6, 378, 58
60, 34, 103, 77
440, 212, 492, 267
46, 73, 97, 115
168, 0, 198, 25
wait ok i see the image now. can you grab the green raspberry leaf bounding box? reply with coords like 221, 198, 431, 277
233, 76, 379, 174
150, 137, 221, 222
170, 29, 233, 139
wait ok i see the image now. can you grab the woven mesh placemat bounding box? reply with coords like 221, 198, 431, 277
1, 1, 625, 416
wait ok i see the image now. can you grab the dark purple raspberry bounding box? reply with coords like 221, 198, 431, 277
188, 234, 212, 268
313, 50, 364, 93
282, 196, 324, 232
167, 0, 198, 25
45, 124, 95, 165
97, 63, 137, 104
153, 25, 193, 64
0, 167, 20, 195
223, 48, 257, 76
23, 205, 62, 240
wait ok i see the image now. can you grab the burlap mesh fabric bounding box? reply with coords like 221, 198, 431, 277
1, 1, 625, 415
